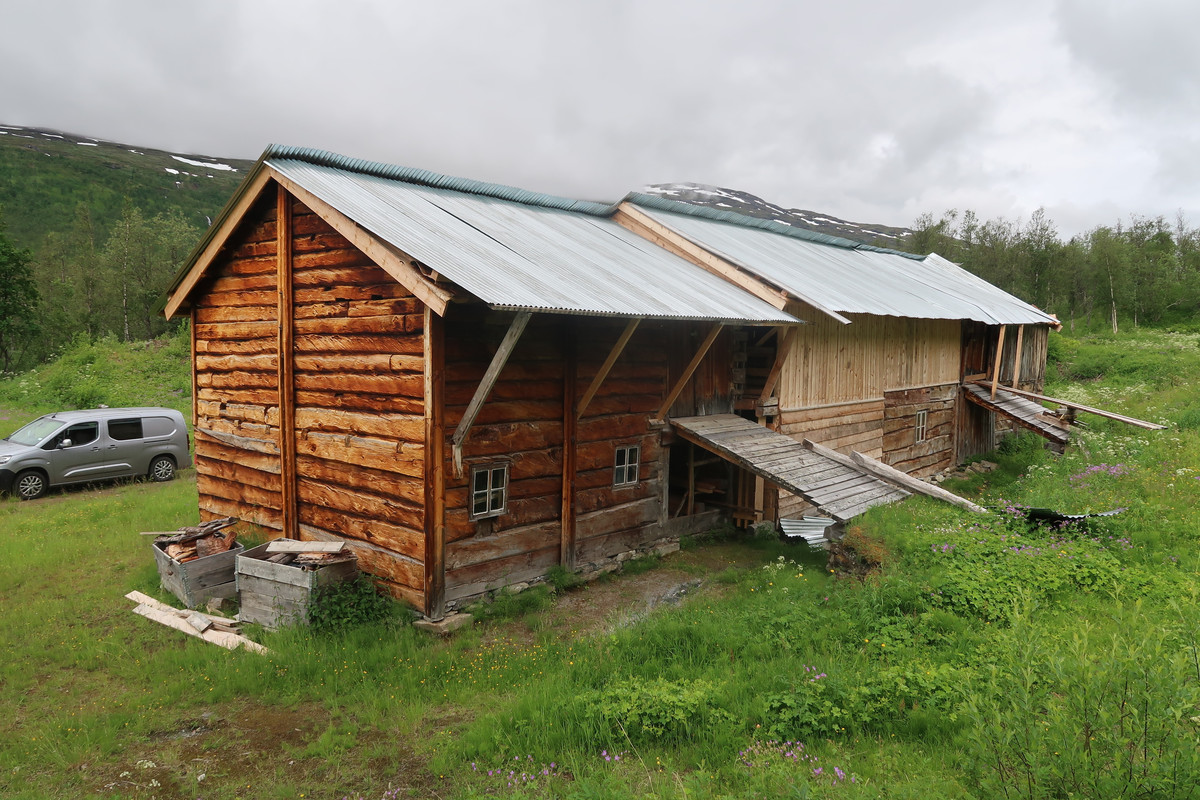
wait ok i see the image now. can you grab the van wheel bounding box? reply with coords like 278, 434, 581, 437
15, 470, 47, 500
149, 456, 176, 483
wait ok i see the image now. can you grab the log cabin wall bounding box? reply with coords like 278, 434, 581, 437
194, 191, 284, 530
882, 383, 957, 477
192, 186, 427, 608
286, 197, 427, 608
441, 312, 674, 605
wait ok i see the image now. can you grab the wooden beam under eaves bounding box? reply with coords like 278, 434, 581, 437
268, 168, 453, 316
577, 318, 640, 418
451, 311, 532, 475
654, 323, 723, 422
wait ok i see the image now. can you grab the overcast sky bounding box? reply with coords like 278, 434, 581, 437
2, 0, 1197, 236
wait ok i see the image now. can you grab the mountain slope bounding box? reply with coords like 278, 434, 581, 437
0, 123, 253, 250
642, 182, 911, 247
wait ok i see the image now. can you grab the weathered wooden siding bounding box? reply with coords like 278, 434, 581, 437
882, 383, 956, 477
193, 188, 426, 607
286, 198, 427, 607
779, 305, 961, 410
194, 191, 283, 530
668, 323, 734, 417
575, 319, 666, 567
442, 313, 669, 600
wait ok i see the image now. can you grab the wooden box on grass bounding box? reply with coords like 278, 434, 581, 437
236, 542, 358, 629
153, 540, 245, 609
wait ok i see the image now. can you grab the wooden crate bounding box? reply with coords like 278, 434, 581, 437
153, 540, 245, 609
236, 543, 358, 629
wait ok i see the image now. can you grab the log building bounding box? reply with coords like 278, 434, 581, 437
161, 146, 1057, 618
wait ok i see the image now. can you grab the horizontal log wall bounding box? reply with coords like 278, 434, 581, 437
779, 305, 960, 410
194, 192, 283, 529
443, 314, 669, 600
881, 383, 957, 478
286, 198, 426, 607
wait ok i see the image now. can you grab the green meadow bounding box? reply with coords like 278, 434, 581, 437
1, 329, 1199, 799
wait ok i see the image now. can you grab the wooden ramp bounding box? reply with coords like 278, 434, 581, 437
671, 414, 910, 522
962, 383, 1070, 447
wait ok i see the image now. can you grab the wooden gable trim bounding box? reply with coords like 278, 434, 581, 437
267, 167, 453, 316
615, 202, 852, 325
163, 168, 274, 319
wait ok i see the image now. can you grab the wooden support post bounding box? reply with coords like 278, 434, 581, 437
189, 307, 198, 431
687, 442, 696, 517
758, 326, 799, 404
451, 310, 532, 475
754, 415, 766, 521
423, 306, 446, 619
654, 323, 723, 422
990, 325, 1007, 401
577, 317, 640, 418
1011, 325, 1025, 390
561, 319, 578, 571
276, 184, 298, 540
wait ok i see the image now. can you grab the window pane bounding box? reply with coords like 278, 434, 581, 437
629, 446, 639, 468
614, 465, 625, 485
628, 463, 638, 483
474, 469, 489, 492
490, 488, 505, 511
68, 422, 99, 446
615, 448, 626, 467
473, 492, 489, 515
108, 418, 143, 441
492, 467, 507, 488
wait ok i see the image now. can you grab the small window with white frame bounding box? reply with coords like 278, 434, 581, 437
470, 462, 509, 519
914, 410, 928, 443
613, 445, 640, 487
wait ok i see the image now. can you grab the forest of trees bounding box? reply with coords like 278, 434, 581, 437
0, 203, 199, 373
901, 209, 1200, 334
3, 196, 1200, 376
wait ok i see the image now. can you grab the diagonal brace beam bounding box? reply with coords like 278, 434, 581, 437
577, 318, 640, 418
758, 325, 800, 404
452, 311, 532, 474
653, 323, 723, 422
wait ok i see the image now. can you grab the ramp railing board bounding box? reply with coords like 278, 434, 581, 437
967, 380, 1165, 430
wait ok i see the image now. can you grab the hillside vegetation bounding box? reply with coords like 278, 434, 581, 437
1, 330, 1199, 799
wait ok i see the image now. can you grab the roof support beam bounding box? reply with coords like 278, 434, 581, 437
654, 323, 723, 423
1011, 324, 1025, 389
451, 311, 532, 475
268, 168, 453, 316
758, 325, 800, 404
990, 324, 1007, 400
163, 169, 274, 319
577, 317, 640, 418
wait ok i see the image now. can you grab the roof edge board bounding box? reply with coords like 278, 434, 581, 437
487, 304, 800, 324
627, 204, 854, 325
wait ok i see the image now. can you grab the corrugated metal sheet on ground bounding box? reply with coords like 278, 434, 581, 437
634, 207, 1056, 326
267, 159, 798, 324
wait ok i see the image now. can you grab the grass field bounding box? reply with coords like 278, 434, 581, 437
2, 329, 1200, 799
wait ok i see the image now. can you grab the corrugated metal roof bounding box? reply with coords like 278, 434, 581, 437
632, 205, 1057, 326
267, 158, 798, 324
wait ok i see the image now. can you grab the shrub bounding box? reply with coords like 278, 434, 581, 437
579, 677, 729, 743
306, 574, 402, 633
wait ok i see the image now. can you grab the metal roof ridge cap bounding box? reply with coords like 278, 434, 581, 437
265, 144, 624, 217
626, 192, 923, 259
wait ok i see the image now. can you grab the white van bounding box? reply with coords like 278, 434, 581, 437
0, 407, 192, 500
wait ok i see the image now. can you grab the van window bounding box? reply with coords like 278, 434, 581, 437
142, 416, 176, 439
47, 421, 99, 449
108, 418, 144, 441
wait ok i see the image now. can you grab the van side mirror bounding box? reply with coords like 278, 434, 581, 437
58, 439, 72, 449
